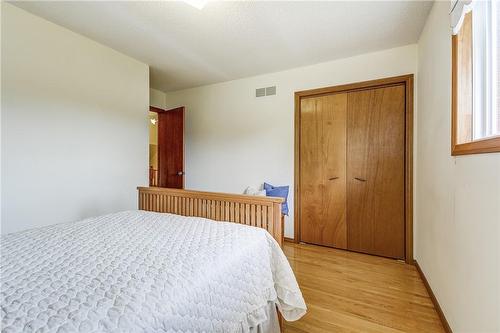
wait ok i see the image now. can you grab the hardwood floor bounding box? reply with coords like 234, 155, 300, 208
283, 242, 445, 333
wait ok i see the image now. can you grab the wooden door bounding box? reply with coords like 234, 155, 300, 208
300, 93, 347, 248
347, 85, 405, 259
158, 107, 184, 189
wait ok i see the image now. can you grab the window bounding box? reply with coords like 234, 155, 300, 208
451, 0, 500, 155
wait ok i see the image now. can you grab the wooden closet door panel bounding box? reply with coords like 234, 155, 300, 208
347, 85, 405, 259
300, 93, 347, 248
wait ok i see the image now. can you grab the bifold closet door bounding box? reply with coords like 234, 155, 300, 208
347, 85, 405, 259
300, 93, 347, 248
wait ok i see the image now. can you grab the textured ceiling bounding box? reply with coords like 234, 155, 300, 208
12, 1, 433, 92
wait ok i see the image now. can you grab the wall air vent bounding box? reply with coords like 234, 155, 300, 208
265, 86, 276, 96
256, 86, 276, 98
256, 88, 266, 97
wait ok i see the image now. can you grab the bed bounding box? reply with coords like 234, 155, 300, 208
0, 187, 306, 332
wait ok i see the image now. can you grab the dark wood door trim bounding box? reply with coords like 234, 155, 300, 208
150, 106, 185, 189
294, 74, 414, 263
150, 105, 184, 115
150, 105, 165, 113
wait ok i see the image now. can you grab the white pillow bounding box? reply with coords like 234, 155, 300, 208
244, 186, 266, 196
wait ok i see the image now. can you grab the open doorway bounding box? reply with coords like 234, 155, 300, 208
148, 111, 159, 186
149, 106, 185, 189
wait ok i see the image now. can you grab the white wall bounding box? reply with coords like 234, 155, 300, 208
1, 3, 150, 234
164, 45, 418, 238
416, 2, 500, 332
150, 88, 166, 109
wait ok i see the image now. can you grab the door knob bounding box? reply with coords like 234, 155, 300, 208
354, 177, 366, 182
177, 171, 185, 176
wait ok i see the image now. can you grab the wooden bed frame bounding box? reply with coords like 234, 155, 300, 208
138, 186, 286, 330
137, 187, 285, 247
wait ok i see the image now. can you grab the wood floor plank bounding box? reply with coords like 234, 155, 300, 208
284, 243, 445, 333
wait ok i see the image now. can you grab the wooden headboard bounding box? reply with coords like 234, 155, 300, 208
137, 187, 285, 246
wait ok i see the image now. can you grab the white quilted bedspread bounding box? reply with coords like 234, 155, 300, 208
0, 211, 306, 333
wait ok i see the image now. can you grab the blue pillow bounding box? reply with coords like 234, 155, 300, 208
264, 182, 289, 215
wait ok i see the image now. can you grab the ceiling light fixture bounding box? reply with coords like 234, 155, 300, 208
183, 0, 209, 10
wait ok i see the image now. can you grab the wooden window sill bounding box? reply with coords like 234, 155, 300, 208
452, 135, 500, 156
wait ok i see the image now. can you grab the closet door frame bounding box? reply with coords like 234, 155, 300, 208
294, 74, 414, 264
